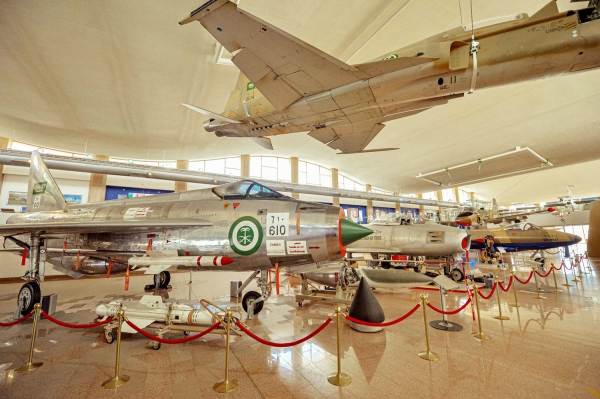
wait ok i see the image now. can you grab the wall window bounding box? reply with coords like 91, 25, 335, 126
298, 161, 331, 187
442, 189, 455, 202
421, 192, 437, 200
188, 157, 240, 176
250, 156, 291, 182
458, 189, 470, 204
338, 174, 364, 192
11, 141, 86, 158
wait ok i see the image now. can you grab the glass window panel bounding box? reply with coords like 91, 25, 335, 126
189, 161, 205, 172
158, 162, 176, 169
261, 156, 277, 168
278, 158, 291, 181
250, 157, 262, 177
306, 163, 320, 185
321, 174, 332, 187
205, 159, 225, 174
11, 142, 39, 151
298, 161, 306, 173
319, 167, 331, 177
225, 167, 241, 176
262, 167, 278, 181
299, 172, 307, 185
355, 183, 364, 192
226, 157, 241, 169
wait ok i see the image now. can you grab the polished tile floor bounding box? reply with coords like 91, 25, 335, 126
0, 258, 599, 399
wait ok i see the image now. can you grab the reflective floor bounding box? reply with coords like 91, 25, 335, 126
1, 259, 599, 399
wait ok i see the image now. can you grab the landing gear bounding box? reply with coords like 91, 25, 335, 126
153, 271, 171, 289
450, 268, 464, 282
104, 330, 115, 344
150, 341, 161, 350
237, 270, 271, 319
18, 281, 41, 315
242, 291, 264, 314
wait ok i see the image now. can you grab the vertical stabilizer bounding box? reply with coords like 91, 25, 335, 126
222, 73, 271, 120
27, 151, 69, 212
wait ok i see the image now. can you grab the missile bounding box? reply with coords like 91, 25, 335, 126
128, 255, 235, 268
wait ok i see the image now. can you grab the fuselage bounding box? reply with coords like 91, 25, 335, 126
468, 223, 581, 252
6, 181, 358, 274
214, 7, 600, 139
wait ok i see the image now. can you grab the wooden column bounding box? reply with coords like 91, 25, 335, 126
174, 160, 189, 193
290, 157, 299, 199
240, 155, 250, 178
331, 168, 339, 206
88, 155, 109, 203
0, 137, 12, 193
366, 184, 373, 222
588, 200, 600, 257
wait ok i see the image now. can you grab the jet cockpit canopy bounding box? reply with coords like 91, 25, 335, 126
212, 180, 286, 200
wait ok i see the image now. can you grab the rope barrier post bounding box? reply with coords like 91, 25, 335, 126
214, 309, 238, 393
572, 257, 582, 282
418, 295, 440, 361
430, 287, 463, 331
508, 271, 522, 308
562, 261, 573, 287
532, 265, 546, 300
15, 303, 43, 373
579, 254, 589, 275
550, 262, 563, 293
492, 276, 509, 321
327, 306, 351, 387
471, 283, 490, 340
102, 309, 130, 389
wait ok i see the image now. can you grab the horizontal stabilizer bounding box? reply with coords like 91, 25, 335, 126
182, 103, 241, 124
51, 264, 84, 279
354, 56, 437, 78
249, 137, 273, 150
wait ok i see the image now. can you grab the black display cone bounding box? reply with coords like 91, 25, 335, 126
348, 277, 385, 332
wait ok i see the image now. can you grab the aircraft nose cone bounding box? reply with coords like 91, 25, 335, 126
340, 219, 373, 246
573, 234, 582, 243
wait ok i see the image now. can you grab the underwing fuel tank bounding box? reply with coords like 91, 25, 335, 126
303, 264, 433, 289
47, 256, 128, 276
96, 295, 218, 334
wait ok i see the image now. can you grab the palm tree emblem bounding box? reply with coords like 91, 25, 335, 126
237, 226, 254, 245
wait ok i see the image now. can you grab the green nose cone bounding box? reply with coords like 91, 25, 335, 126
340, 218, 373, 246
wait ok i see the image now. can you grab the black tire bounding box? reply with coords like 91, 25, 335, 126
105, 331, 115, 344
450, 268, 464, 282
242, 291, 264, 315
153, 271, 171, 289
151, 341, 161, 350
183, 331, 190, 337
18, 282, 41, 315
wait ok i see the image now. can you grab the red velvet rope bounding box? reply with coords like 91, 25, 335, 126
563, 261, 573, 270
554, 262, 563, 271
426, 298, 471, 315
477, 283, 497, 300
235, 318, 332, 347
499, 275, 513, 292
0, 311, 33, 327
345, 303, 421, 327
535, 268, 553, 278
125, 319, 221, 344
41, 311, 113, 328
514, 271, 534, 285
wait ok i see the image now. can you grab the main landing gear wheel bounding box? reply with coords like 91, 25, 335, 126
153, 271, 171, 289
450, 268, 464, 282
104, 331, 115, 344
242, 291, 264, 315
18, 281, 41, 315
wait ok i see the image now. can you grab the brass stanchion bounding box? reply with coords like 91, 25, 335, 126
471, 283, 490, 340
102, 309, 130, 389
562, 261, 573, 287
418, 295, 440, 361
214, 309, 238, 393
508, 271, 522, 308
572, 257, 582, 282
532, 265, 546, 300
492, 277, 509, 320
580, 255, 589, 275
550, 263, 563, 293
328, 306, 351, 386
15, 303, 43, 373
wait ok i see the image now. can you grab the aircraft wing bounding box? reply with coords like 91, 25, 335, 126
0, 220, 213, 236
180, 0, 368, 110
308, 120, 388, 154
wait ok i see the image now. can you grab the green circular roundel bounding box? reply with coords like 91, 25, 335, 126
229, 216, 263, 256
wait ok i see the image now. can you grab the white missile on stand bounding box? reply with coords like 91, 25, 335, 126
127, 251, 236, 275
96, 295, 221, 334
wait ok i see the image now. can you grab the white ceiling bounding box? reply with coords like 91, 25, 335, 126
1, 0, 599, 206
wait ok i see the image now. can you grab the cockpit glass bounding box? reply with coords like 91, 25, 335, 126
212, 181, 253, 199
247, 183, 282, 199
522, 223, 540, 231
212, 180, 283, 200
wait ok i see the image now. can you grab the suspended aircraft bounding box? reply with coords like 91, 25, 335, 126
180, 0, 600, 153
0, 152, 372, 315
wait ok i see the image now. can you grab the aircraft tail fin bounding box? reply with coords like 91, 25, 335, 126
27, 151, 69, 212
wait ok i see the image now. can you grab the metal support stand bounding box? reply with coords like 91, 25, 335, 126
550, 263, 563, 293
492, 276, 509, 320
328, 306, 351, 387
508, 271, 522, 308
214, 310, 238, 393
15, 303, 43, 373
418, 295, 440, 361
102, 309, 129, 388
430, 287, 463, 331
471, 284, 490, 340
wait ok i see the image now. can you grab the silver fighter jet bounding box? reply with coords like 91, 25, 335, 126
0, 151, 372, 315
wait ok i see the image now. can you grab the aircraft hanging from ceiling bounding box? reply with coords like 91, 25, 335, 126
0, 152, 372, 316
180, 0, 600, 153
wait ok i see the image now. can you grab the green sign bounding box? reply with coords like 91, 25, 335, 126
32, 182, 47, 195
246, 82, 256, 91
382, 54, 399, 60
229, 216, 263, 255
